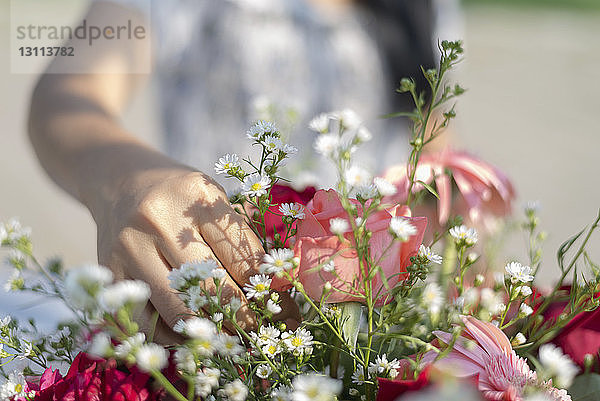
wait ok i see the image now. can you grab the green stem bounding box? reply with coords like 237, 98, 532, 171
151, 370, 189, 401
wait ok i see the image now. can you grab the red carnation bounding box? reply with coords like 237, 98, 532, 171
376, 366, 432, 401
28, 353, 163, 401
264, 184, 316, 245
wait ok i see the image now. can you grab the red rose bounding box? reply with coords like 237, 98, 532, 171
264, 184, 317, 245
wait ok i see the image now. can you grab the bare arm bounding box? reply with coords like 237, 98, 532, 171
28, 2, 293, 342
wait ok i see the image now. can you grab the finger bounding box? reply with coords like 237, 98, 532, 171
157, 230, 257, 331
188, 177, 265, 286
135, 302, 185, 345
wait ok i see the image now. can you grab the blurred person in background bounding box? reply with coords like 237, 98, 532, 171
27, 0, 460, 342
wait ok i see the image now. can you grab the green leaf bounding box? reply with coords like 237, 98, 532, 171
416, 180, 440, 199
339, 302, 363, 352
569, 373, 600, 401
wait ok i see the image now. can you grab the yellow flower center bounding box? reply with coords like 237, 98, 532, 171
251, 183, 262, 191
274, 260, 284, 267
268, 345, 277, 354
291, 337, 303, 347
15, 384, 23, 393
223, 163, 231, 169
255, 283, 267, 292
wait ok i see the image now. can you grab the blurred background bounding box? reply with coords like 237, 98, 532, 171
0, 0, 599, 324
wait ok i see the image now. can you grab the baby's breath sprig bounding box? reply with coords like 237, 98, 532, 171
394, 40, 464, 209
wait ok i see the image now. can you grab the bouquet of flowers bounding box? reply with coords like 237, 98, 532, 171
2, 40, 600, 401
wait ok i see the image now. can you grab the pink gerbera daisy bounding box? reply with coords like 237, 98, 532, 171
422, 316, 571, 401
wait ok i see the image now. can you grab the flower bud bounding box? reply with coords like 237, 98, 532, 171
466, 253, 478, 265
474, 274, 485, 287
511, 332, 526, 346
584, 354, 595, 371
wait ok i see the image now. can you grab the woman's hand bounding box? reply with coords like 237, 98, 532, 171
95, 165, 275, 343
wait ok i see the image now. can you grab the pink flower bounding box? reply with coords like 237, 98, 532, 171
383, 149, 515, 228
422, 316, 571, 401
271, 189, 427, 303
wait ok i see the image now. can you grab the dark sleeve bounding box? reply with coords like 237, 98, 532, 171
365, 0, 436, 112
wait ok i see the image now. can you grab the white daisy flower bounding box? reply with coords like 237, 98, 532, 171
339, 109, 361, 131
114, 332, 146, 359
519, 286, 533, 297
0, 218, 31, 244
368, 354, 401, 378
242, 173, 272, 197
217, 333, 244, 356
282, 144, 299, 155
282, 328, 313, 354
211, 268, 227, 280
344, 165, 372, 187
17, 342, 34, 360
262, 341, 282, 357
174, 347, 196, 374
267, 299, 282, 314
271, 385, 293, 401
219, 379, 248, 401
512, 332, 526, 346
505, 262, 534, 283
519, 303, 533, 317
539, 344, 579, 388
99, 280, 151, 313
0, 316, 11, 328
212, 312, 224, 323
214, 154, 240, 175
262, 135, 283, 152
351, 369, 366, 384
260, 248, 295, 274
247, 120, 277, 140
356, 126, 372, 142
256, 364, 272, 379
135, 343, 169, 373
64, 264, 113, 310
322, 260, 335, 273
389, 217, 417, 241
229, 297, 242, 312
3, 271, 23, 292
173, 319, 186, 333
422, 282, 443, 315
196, 367, 221, 397
314, 133, 340, 157
256, 325, 281, 346
244, 274, 272, 299
373, 177, 397, 196
418, 244, 443, 264
309, 113, 331, 133
449, 225, 478, 246
0, 370, 28, 400
168, 260, 218, 290
291, 374, 342, 401
186, 286, 208, 312
329, 218, 350, 235
279, 203, 305, 220
356, 184, 377, 200
184, 317, 217, 341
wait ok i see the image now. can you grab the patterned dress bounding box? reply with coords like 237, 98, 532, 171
103, 0, 453, 188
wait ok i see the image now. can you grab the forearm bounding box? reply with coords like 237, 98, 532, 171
28, 74, 189, 221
